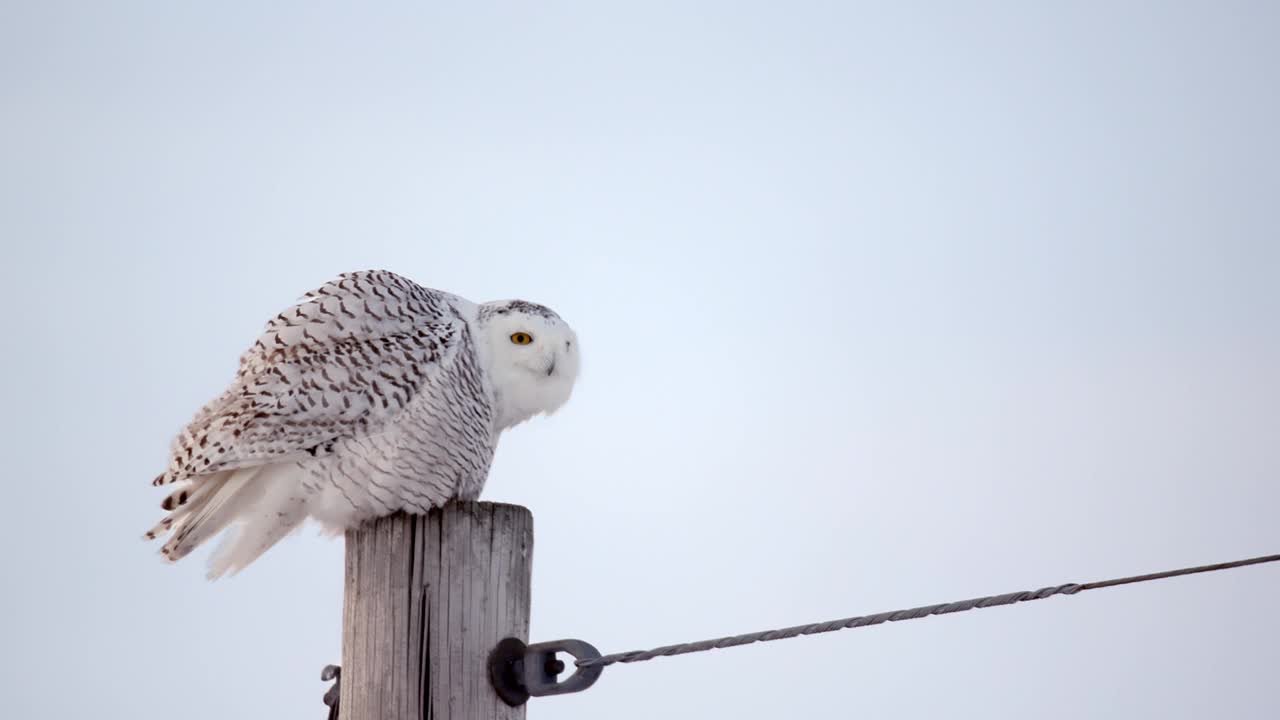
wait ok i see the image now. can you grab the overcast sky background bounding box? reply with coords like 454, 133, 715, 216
3, 2, 1278, 718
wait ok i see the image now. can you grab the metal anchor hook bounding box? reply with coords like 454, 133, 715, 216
488, 637, 604, 706
320, 664, 341, 720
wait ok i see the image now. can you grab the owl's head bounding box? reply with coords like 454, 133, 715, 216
478, 299, 581, 431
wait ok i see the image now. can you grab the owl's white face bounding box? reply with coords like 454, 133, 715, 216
478, 300, 580, 431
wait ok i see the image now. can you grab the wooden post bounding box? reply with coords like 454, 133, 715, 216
340, 502, 533, 720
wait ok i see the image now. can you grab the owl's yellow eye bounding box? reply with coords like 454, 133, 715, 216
510, 332, 534, 345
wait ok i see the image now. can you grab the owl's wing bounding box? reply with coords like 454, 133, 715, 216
156, 270, 469, 486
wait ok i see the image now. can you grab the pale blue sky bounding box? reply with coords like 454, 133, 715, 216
3, 2, 1278, 718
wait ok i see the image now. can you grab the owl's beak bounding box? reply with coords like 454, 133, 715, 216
545, 357, 557, 377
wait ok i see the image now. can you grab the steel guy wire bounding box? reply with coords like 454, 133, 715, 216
576, 552, 1280, 669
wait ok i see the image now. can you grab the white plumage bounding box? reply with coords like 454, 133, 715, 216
144, 270, 580, 578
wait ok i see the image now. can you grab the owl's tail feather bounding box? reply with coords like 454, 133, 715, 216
143, 463, 314, 579
159, 466, 266, 563
205, 466, 311, 580
142, 472, 230, 541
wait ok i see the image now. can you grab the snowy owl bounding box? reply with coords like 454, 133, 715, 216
144, 270, 580, 578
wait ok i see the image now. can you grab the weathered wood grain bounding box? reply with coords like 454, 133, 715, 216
341, 502, 533, 720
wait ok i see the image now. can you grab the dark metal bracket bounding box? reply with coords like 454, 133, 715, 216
321, 664, 341, 720
488, 637, 604, 706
